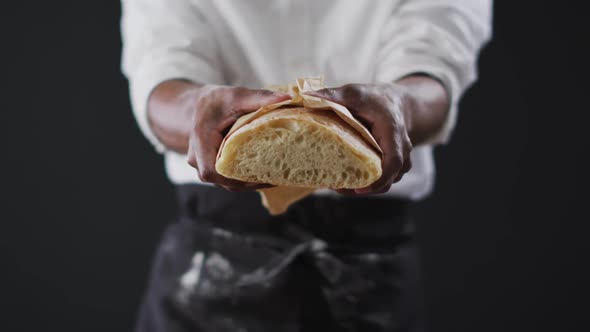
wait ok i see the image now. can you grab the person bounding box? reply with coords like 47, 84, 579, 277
121, 0, 492, 331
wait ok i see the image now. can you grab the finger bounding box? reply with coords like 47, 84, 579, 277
193, 126, 228, 184
305, 88, 344, 104
355, 123, 403, 194
187, 137, 198, 169
306, 85, 379, 129
393, 154, 412, 183
393, 138, 413, 183
334, 188, 357, 196
237, 183, 276, 190
221, 183, 276, 192
393, 164, 406, 183
304, 88, 342, 102
233, 89, 291, 114
374, 183, 393, 194
335, 188, 379, 196
305, 83, 365, 104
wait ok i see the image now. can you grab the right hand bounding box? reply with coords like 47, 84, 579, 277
187, 85, 291, 192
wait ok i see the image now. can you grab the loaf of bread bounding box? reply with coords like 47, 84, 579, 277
213, 77, 382, 215
215, 107, 382, 189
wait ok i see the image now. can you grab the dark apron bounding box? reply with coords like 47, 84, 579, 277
136, 184, 426, 332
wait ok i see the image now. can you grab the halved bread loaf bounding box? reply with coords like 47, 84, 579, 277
215, 107, 382, 189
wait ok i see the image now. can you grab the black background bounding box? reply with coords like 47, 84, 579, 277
2, 1, 589, 331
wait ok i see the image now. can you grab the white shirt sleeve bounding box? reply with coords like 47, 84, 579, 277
376, 0, 493, 145
120, 0, 224, 153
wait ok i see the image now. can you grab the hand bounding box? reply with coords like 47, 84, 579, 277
306, 83, 414, 195
187, 85, 291, 192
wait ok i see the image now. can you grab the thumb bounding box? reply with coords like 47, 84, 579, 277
304, 88, 343, 104
235, 89, 291, 112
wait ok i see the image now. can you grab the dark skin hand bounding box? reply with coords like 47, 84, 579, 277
147, 75, 449, 194
147, 80, 291, 191
305, 75, 450, 195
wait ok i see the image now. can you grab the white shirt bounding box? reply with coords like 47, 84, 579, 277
121, 0, 492, 200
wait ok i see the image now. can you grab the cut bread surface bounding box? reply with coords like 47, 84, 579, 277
216, 107, 382, 189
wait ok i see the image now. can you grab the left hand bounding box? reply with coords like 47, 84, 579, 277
305, 83, 414, 195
